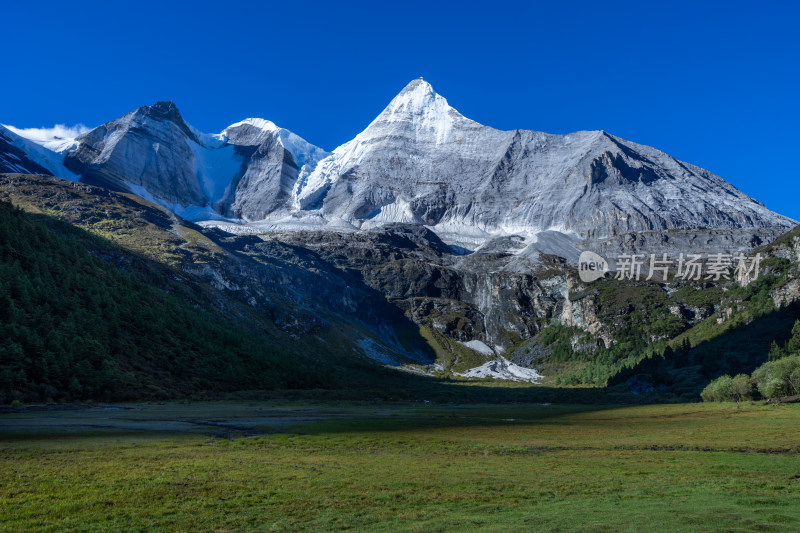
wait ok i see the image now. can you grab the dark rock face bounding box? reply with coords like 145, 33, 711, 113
273, 225, 574, 351
140, 101, 201, 142
581, 227, 789, 261
0, 173, 413, 344
507, 338, 552, 367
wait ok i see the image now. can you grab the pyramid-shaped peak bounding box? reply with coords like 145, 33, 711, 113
128, 100, 199, 143
393, 77, 438, 102
399, 77, 432, 92
143, 100, 184, 121
381, 77, 456, 120
136, 100, 188, 127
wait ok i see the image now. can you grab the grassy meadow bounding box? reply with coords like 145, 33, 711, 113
2, 402, 800, 532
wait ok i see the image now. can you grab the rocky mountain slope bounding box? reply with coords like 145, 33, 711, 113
60, 102, 329, 223
0, 189, 353, 403
1, 173, 799, 399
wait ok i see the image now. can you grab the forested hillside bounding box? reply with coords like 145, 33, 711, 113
0, 200, 366, 403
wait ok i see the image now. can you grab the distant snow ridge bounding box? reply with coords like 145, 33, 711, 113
5, 101, 329, 223
3, 124, 90, 150
458, 356, 544, 383
1, 78, 793, 247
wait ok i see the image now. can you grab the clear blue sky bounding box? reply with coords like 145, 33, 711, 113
2, 0, 798, 219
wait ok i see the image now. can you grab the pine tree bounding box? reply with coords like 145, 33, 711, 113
784, 320, 800, 356
769, 340, 785, 361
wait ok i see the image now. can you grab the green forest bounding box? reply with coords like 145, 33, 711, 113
0, 200, 335, 403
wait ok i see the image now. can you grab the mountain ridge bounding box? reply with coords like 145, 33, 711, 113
2, 79, 793, 259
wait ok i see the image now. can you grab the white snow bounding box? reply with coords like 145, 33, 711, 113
123, 183, 235, 222
452, 339, 543, 382
379, 77, 456, 143
0, 124, 79, 180
196, 211, 359, 233
190, 140, 241, 204
3, 123, 90, 146
186, 121, 227, 149
358, 198, 422, 227
457, 339, 495, 356
457, 355, 543, 383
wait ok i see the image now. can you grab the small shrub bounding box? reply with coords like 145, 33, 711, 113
700, 374, 733, 402
751, 355, 800, 400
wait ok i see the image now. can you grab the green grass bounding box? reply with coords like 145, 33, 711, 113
2, 402, 800, 531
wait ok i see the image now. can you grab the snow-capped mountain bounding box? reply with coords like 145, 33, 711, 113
290, 78, 792, 243
64, 101, 213, 209
13, 101, 328, 222
219, 118, 329, 221
1, 79, 793, 253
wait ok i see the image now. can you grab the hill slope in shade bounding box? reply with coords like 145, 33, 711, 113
0, 175, 447, 403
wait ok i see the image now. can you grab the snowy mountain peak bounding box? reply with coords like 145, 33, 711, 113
287, 79, 794, 245
2, 123, 89, 151
394, 77, 435, 100
222, 118, 281, 146
379, 78, 462, 128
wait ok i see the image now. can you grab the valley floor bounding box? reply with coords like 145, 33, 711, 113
1, 402, 800, 532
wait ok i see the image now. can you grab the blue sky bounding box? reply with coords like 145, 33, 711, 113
3, 0, 798, 219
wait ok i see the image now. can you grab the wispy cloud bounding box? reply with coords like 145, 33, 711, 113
3, 123, 91, 143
